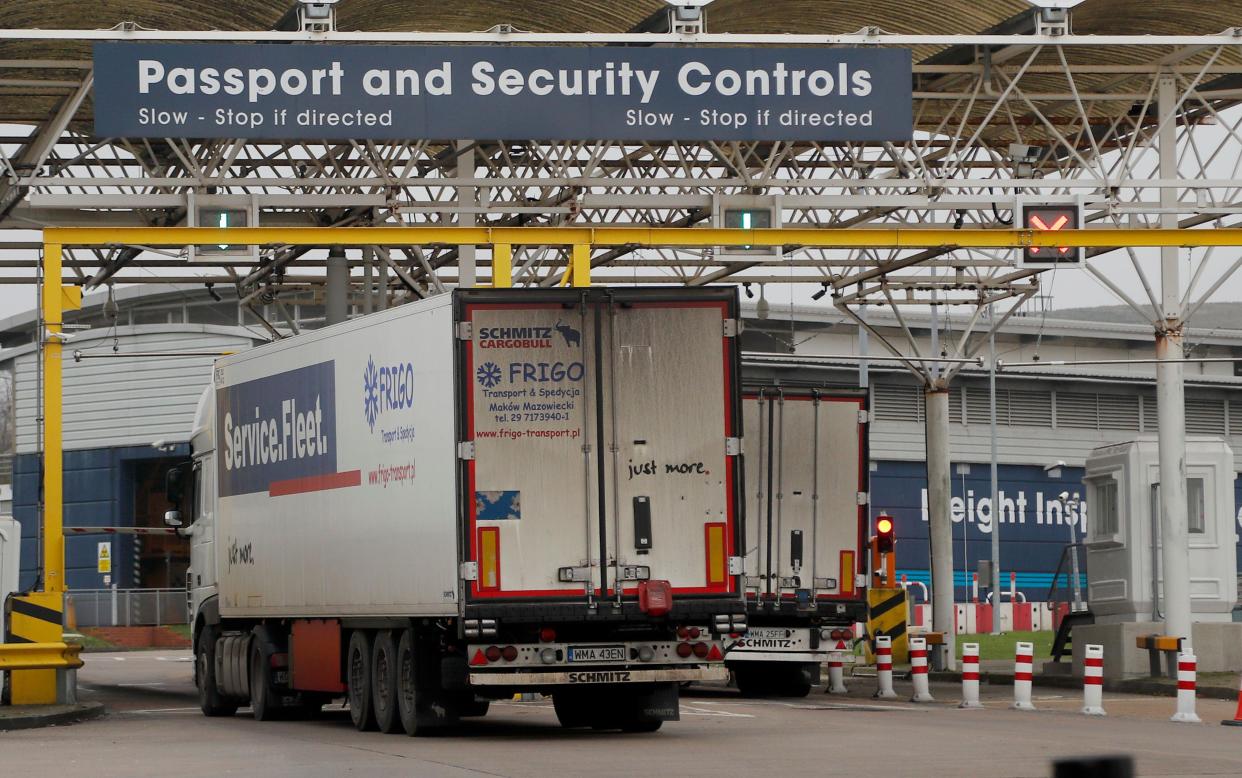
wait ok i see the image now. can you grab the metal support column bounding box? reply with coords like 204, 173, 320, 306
10, 243, 77, 705
1156, 72, 1193, 645
325, 246, 348, 326
925, 386, 956, 670
456, 140, 477, 288
989, 317, 1001, 634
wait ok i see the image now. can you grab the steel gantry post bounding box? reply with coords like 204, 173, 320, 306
925, 384, 956, 670
1156, 72, 1193, 646
8, 242, 80, 705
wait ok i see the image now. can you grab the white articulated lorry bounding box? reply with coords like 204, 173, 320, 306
726, 383, 868, 696
165, 287, 746, 734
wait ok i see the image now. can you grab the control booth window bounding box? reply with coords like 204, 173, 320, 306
1186, 477, 1206, 534
1090, 477, 1119, 540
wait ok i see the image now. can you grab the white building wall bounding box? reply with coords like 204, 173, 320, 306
13, 325, 261, 453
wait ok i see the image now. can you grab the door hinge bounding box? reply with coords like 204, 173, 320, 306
723, 318, 742, 337
858, 409, 869, 424
855, 573, 867, 589
728, 556, 744, 575
460, 562, 479, 581
458, 441, 476, 460
725, 437, 741, 456
456, 321, 473, 340
857, 491, 869, 505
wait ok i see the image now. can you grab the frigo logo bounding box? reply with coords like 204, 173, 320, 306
362, 356, 415, 432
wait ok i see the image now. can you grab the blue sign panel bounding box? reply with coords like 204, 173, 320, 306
217, 362, 337, 497
92, 43, 913, 142
873, 461, 1090, 600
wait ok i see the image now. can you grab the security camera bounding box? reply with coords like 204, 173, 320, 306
1044, 461, 1066, 472
1058, 490, 1070, 502
666, 0, 712, 22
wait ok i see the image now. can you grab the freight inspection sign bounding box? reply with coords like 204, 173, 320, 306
92, 43, 912, 142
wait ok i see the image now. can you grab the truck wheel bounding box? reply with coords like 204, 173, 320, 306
457, 697, 490, 718
732, 665, 768, 697
248, 638, 280, 721
371, 630, 402, 734
347, 631, 378, 731
777, 665, 813, 698
552, 692, 591, 728
196, 625, 238, 717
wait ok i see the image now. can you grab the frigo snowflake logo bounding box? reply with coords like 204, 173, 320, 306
363, 356, 380, 430
476, 361, 502, 389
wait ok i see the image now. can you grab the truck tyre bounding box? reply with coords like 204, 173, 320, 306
395, 628, 456, 736
552, 691, 591, 728
732, 665, 768, 697
248, 637, 280, 721
778, 664, 813, 698
195, 625, 238, 717
457, 697, 490, 718
347, 631, 378, 731
371, 630, 402, 734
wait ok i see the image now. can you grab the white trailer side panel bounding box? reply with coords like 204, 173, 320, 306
214, 295, 459, 617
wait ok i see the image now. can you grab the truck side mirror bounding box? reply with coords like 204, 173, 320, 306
164, 509, 183, 528
165, 466, 185, 505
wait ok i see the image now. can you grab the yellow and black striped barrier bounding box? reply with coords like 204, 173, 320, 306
5, 592, 66, 704
866, 587, 909, 665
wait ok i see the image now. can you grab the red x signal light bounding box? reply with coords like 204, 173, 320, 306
1021, 203, 1082, 266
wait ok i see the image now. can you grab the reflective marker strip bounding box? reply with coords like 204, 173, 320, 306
705, 522, 726, 586
478, 527, 500, 592
1178, 660, 1197, 691
839, 550, 855, 596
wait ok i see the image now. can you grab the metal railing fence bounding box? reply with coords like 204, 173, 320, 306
67, 587, 188, 628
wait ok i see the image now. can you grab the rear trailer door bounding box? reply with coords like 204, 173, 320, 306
743, 390, 867, 606
459, 289, 742, 604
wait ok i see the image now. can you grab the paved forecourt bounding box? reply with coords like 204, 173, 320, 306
2, 650, 1241, 777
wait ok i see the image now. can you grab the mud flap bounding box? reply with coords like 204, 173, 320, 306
639, 682, 680, 722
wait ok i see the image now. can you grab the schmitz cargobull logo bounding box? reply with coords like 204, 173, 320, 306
477, 320, 581, 349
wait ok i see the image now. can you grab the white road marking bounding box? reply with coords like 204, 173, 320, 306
681, 705, 753, 718
118, 682, 166, 687
112, 656, 126, 661
128, 707, 200, 714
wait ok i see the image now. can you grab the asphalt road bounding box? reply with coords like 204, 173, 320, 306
3, 649, 1241, 777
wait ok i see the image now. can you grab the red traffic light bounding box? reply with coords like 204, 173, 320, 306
1021, 203, 1081, 265
875, 514, 896, 553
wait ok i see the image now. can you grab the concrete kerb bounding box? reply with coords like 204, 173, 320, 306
0, 702, 105, 731
926, 670, 1242, 701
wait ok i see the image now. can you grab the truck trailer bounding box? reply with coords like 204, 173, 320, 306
726, 384, 868, 696
166, 287, 747, 734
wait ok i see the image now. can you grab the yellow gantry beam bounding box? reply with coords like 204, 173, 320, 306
38, 225, 1242, 249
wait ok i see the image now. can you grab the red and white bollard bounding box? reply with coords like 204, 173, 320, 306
1081, 643, 1106, 716
1011, 640, 1036, 710
959, 642, 983, 709
1171, 651, 1202, 723
827, 652, 848, 694
873, 634, 897, 699
909, 636, 934, 702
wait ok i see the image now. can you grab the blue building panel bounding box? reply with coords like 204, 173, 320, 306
12, 443, 189, 592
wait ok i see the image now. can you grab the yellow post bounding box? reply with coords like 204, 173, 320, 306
492, 243, 512, 288
10, 244, 75, 704
570, 244, 590, 287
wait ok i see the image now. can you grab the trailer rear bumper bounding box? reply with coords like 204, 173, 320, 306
726, 650, 852, 663
469, 665, 727, 686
